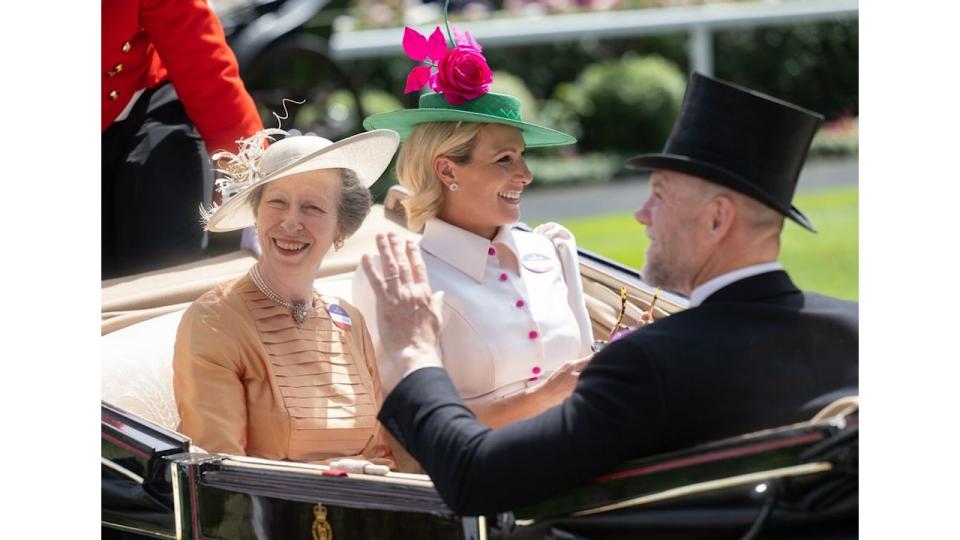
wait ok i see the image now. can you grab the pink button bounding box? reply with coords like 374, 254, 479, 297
499, 273, 508, 281
488, 247, 496, 256
532, 366, 541, 375
515, 299, 525, 308
529, 376, 539, 382
528, 330, 539, 340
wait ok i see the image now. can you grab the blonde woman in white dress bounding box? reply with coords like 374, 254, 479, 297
353, 40, 593, 427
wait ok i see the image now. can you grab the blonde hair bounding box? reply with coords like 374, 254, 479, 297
396, 122, 486, 231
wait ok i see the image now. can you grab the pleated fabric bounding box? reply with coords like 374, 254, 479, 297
238, 282, 381, 462
174, 273, 395, 466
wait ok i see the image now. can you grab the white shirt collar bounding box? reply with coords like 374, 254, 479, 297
419, 219, 521, 283
687, 261, 784, 308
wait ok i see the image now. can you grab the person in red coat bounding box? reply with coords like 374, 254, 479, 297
102, 0, 264, 278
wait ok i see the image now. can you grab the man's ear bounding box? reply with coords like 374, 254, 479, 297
707, 195, 736, 243
433, 156, 457, 189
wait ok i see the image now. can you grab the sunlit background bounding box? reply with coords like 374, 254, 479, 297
210, 0, 858, 299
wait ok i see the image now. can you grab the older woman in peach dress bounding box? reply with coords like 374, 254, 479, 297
172, 128, 405, 468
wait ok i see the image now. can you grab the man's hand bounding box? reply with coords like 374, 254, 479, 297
529, 356, 590, 410
361, 233, 444, 394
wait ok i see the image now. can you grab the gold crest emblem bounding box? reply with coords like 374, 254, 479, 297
312, 504, 333, 540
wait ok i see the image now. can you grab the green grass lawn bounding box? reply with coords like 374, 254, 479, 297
529, 186, 858, 301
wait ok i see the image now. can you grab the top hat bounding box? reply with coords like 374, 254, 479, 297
625, 72, 823, 232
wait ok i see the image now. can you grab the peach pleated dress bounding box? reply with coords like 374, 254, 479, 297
173, 274, 395, 466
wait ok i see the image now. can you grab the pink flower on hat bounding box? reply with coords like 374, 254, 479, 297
401, 26, 493, 106
453, 28, 482, 51
402, 27, 448, 94
430, 45, 493, 105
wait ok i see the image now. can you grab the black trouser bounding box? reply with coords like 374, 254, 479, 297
102, 83, 212, 279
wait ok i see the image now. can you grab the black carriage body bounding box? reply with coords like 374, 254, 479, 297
103, 399, 856, 539
508, 417, 858, 539
102, 402, 486, 539
102, 402, 188, 539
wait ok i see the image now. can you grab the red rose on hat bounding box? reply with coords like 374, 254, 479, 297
430, 45, 493, 105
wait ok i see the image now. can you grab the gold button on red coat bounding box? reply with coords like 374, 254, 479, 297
106, 64, 124, 78
108, 90, 119, 101
121, 41, 132, 53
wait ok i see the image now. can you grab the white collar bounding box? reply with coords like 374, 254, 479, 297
419, 219, 521, 283
687, 261, 784, 308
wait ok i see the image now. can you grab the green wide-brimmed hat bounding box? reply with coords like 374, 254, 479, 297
363, 92, 576, 148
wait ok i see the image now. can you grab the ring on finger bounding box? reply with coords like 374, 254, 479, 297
384, 273, 401, 281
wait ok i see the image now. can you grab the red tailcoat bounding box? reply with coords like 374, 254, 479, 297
101, 0, 264, 153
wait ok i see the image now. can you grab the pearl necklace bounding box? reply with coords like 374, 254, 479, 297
249, 265, 317, 324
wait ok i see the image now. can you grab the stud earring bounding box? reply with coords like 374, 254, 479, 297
334, 237, 344, 250
448, 182, 459, 192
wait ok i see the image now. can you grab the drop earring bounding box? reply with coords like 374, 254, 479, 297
448, 182, 459, 192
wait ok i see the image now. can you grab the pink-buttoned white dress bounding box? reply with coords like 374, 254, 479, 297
352, 219, 593, 405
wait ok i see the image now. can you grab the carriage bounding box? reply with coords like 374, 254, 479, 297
102, 194, 857, 539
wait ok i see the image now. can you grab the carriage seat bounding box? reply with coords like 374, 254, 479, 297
101, 309, 185, 431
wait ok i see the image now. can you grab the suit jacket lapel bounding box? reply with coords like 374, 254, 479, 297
701, 270, 801, 305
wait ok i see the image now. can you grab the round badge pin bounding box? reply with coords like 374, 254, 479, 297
327, 304, 353, 330
521, 252, 555, 273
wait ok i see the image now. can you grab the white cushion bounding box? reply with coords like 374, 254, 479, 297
101, 310, 185, 431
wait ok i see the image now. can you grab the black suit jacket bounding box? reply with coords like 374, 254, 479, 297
378, 271, 858, 515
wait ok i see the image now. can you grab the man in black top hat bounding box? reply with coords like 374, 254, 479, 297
362, 73, 858, 515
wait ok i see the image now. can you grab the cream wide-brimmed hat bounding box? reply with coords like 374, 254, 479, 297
204, 129, 400, 232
